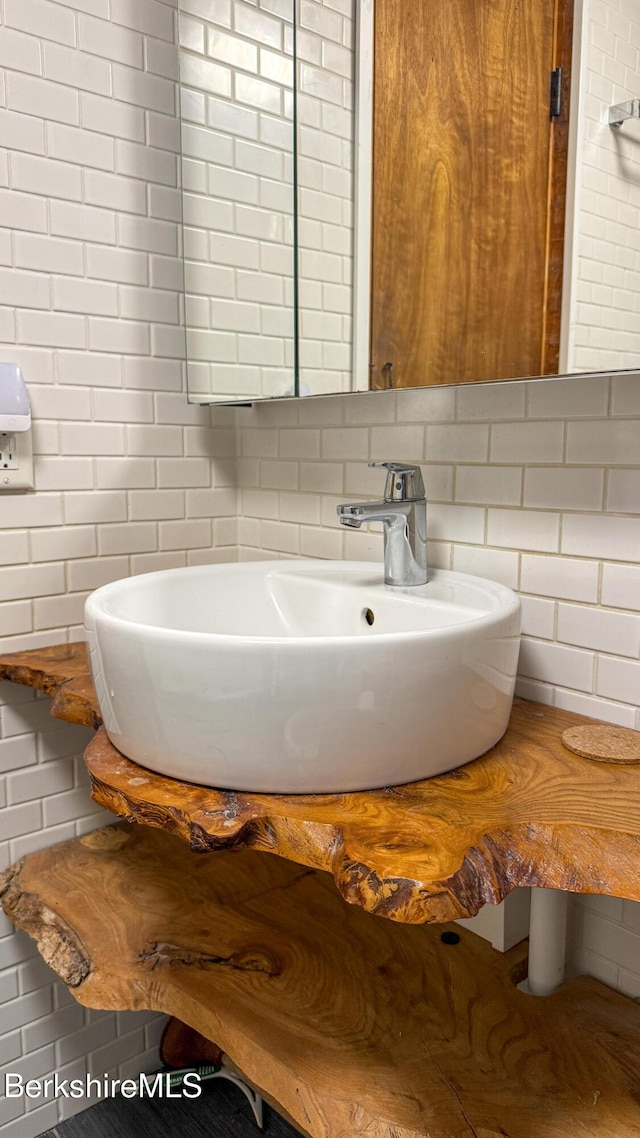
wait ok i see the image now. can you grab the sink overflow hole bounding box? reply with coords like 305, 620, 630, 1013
363, 608, 375, 626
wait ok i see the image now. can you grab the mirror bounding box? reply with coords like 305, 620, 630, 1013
179, 0, 640, 403
179, 0, 297, 402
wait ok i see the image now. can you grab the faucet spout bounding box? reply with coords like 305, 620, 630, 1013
336, 500, 390, 527
337, 463, 428, 587
336, 511, 362, 529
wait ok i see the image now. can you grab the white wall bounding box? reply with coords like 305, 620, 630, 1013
234, 372, 640, 996
180, 0, 297, 402
181, 0, 354, 402
564, 0, 640, 371
0, 0, 239, 663
0, 684, 165, 1138
296, 0, 354, 396
0, 1, 236, 1133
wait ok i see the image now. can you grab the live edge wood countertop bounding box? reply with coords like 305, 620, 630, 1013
1, 641, 640, 925
4, 645, 640, 1138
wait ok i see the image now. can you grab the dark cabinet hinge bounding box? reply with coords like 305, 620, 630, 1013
550, 67, 562, 118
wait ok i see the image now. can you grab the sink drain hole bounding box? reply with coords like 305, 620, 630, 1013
363, 607, 375, 626
440, 931, 460, 945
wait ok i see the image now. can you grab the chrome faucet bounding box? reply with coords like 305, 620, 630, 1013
337, 461, 427, 587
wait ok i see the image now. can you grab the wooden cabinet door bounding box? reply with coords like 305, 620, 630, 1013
370, 0, 572, 388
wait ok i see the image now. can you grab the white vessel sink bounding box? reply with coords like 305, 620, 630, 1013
84, 560, 521, 794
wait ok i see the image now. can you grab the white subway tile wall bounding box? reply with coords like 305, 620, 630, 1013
235, 373, 640, 1000
180, 0, 354, 402
179, 0, 296, 401
0, 0, 238, 658
0, 1, 235, 1132
566, 0, 640, 371
236, 377, 640, 736
296, 0, 354, 396
0, 681, 164, 1137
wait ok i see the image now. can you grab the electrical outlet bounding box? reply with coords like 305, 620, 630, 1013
0, 434, 19, 469
0, 430, 34, 491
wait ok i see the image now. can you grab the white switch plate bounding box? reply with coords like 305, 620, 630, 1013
0, 430, 34, 490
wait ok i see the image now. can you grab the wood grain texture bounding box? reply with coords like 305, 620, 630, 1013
3, 644, 640, 923
2, 823, 640, 1138
49, 673, 102, 730
83, 700, 640, 923
0, 642, 90, 698
0, 643, 102, 729
371, 0, 571, 388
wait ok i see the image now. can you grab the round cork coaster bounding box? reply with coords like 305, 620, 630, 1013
562, 725, 640, 765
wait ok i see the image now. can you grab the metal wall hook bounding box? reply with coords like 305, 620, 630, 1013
609, 98, 640, 127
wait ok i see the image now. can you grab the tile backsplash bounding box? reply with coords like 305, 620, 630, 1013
234, 370, 640, 1001
0, 0, 238, 659
237, 373, 640, 731
0, 1, 234, 1133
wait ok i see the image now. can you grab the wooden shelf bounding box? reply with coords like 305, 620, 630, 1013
3, 646, 640, 1136
2, 822, 640, 1138
0, 643, 100, 728
2, 644, 640, 922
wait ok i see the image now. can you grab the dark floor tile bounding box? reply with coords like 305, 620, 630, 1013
39, 1081, 300, 1138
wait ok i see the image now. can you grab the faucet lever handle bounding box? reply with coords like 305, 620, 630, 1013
369, 461, 425, 502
